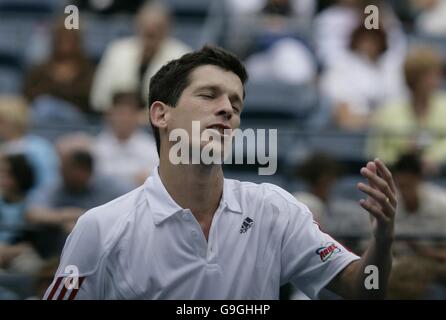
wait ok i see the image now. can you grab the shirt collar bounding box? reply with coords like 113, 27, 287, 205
144, 167, 242, 225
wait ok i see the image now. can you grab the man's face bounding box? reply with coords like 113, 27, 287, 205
163, 65, 244, 161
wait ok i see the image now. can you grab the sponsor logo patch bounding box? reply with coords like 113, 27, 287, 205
316, 242, 341, 262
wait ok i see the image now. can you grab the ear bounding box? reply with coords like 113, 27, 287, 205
149, 101, 170, 131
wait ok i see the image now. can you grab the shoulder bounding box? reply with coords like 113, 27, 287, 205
226, 179, 312, 221
75, 185, 147, 249
102, 36, 140, 58
371, 98, 409, 124
25, 135, 56, 151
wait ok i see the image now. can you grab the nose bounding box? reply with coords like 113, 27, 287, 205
215, 95, 233, 121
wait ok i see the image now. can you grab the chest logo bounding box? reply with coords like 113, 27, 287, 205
240, 217, 254, 233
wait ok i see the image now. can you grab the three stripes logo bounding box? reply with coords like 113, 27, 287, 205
45, 276, 85, 300
240, 217, 254, 234
44, 265, 85, 300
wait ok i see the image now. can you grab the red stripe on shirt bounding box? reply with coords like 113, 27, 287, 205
57, 279, 69, 300
46, 277, 63, 300
67, 277, 85, 300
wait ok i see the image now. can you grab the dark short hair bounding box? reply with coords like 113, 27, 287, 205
67, 150, 94, 172
4, 153, 35, 194
111, 91, 143, 109
296, 152, 343, 185
393, 152, 422, 176
349, 24, 388, 56
148, 45, 248, 155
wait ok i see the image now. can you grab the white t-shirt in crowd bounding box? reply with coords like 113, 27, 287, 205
93, 129, 158, 185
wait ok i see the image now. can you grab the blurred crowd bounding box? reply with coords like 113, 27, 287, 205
0, 0, 446, 299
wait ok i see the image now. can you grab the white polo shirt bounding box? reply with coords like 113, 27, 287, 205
44, 167, 359, 300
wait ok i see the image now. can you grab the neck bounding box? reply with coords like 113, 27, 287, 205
158, 155, 224, 220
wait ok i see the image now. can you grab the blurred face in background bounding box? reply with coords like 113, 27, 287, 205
395, 172, 421, 212
355, 33, 383, 62
0, 157, 16, 200
107, 101, 140, 142
350, 26, 387, 63
60, 154, 92, 192
0, 97, 28, 140
52, 24, 82, 60
137, 9, 170, 61
414, 67, 442, 96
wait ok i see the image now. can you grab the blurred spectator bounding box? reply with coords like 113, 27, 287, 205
26, 134, 131, 234
320, 23, 407, 130
314, 0, 406, 68
414, 0, 446, 36
93, 92, 158, 187
225, 0, 316, 19
388, 255, 446, 299
0, 96, 59, 196
0, 154, 43, 274
367, 47, 446, 168
246, 37, 317, 85
74, 0, 145, 14
293, 152, 371, 245
24, 19, 95, 114
223, 0, 315, 60
90, 1, 191, 112
392, 152, 446, 260
391, 152, 446, 299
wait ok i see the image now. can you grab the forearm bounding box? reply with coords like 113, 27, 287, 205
350, 238, 393, 299
329, 159, 397, 299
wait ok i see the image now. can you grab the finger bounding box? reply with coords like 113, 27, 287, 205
374, 158, 397, 194
365, 161, 377, 188
361, 162, 378, 206
357, 182, 395, 215
360, 167, 396, 207
359, 198, 389, 223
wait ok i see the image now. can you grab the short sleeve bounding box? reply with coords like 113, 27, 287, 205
43, 211, 107, 300
281, 203, 360, 299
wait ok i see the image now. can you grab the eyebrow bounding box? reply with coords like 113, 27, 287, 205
194, 85, 243, 106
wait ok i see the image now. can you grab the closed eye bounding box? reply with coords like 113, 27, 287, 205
199, 94, 215, 99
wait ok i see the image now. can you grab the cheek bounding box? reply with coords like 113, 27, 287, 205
231, 116, 241, 129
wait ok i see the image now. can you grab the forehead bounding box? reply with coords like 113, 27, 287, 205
186, 65, 244, 98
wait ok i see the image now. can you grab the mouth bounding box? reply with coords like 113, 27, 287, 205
205, 123, 232, 136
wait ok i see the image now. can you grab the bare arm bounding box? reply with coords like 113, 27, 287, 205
327, 159, 396, 299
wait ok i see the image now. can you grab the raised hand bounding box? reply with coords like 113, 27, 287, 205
357, 158, 397, 244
